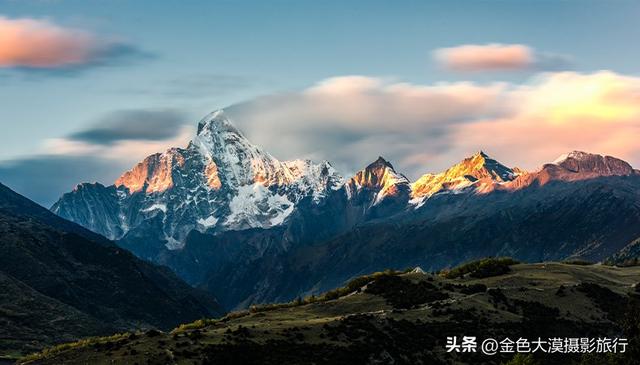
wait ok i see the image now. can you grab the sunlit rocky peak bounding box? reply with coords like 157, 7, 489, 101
411, 151, 518, 200
350, 157, 408, 188
115, 148, 187, 194
345, 157, 411, 205
552, 150, 638, 176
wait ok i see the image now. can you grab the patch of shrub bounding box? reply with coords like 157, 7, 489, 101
603, 257, 640, 267
364, 275, 449, 309
514, 299, 559, 321
223, 310, 250, 321
563, 259, 595, 265
576, 282, 627, 322
322, 269, 403, 301
459, 283, 487, 295
441, 257, 520, 279
19, 332, 132, 363
619, 258, 640, 267
502, 353, 540, 365
217, 269, 406, 321
172, 318, 218, 334
145, 329, 162, 337
487, 288, 508, 305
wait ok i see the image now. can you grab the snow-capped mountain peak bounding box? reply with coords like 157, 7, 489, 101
349, 157, 409, 189
191, 110, 293, 189
411, 151, 518, 201
196, 109, 242, 136
458, 151, 516, 181
52, 109, 346, 249
345, 157, 411, 205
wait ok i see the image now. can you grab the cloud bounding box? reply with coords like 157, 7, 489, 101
0, 109, 194, 206
228, 76, 501, 171
227, 71, 640, 177
3, 71, 640, 207
68, 109, 189, 145
44, 118, 194, 161
0, 15, 148, 71
433, 43, 571, 71
457, 71, 640, 168
0, 155, 124, 208
227, 76, 509, 174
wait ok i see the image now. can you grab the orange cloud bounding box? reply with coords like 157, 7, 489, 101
434, 44, 534, 71
455, 71, 640, 169
0, 16, 135, 68
516, 71, 640, 123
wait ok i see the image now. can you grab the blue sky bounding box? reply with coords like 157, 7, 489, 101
1, 0, 639, 206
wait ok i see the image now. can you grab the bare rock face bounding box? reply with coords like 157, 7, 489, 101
553, 150, 637, 176
115, 149, 186, 194
410, 151, 520, 206
505, 151, 639, 189
345, 157, 411, 205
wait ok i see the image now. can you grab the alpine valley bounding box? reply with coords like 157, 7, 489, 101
53, 110, 640, 311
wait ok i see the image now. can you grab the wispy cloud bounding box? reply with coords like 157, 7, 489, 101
68, 109, 188, 145
0, 15, 149, 72
43, 109, 194, 160
433, 43, 571, 72
0, 108, 194, 206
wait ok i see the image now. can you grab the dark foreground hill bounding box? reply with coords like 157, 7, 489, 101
19, 262, 640, 365
0, 183, 223, 361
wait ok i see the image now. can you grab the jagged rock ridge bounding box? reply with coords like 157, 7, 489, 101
53, 110, 344, 251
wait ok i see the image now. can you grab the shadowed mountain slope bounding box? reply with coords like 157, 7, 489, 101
0, 183, 223, 359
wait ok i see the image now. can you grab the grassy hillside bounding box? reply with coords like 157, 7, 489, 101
19, 262, 640, 365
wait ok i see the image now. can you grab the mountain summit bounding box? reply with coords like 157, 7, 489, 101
191, 110, 298, 189
345, 157, 410, 204
411, 151, 518, 202
52, 110, 343, 254
552, 150, 638, 176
